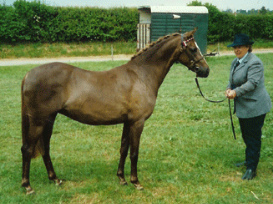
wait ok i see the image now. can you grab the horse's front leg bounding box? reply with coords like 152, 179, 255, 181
117, 122, 130, 185
129, 120, 145, 190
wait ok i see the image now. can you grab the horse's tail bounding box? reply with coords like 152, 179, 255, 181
21, 76, 29, 148
21, 75, 45, 159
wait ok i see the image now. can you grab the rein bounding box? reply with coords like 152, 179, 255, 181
195, 77, 236, 140
195, 78, 226, 103
180, 34, 236, 140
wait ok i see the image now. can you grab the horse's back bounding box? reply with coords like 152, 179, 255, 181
23, 62, 78, 83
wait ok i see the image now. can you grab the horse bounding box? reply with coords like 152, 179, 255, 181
21, 28, 209, 195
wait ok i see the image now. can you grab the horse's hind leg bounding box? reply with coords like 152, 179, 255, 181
21, 117, 46, 195
117, 122, 130, 185
42, 114, 62, 186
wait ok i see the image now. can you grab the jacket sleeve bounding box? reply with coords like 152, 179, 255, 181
226, 59, 236, 90
226, 81, 231, 90
234, 60, 263, 97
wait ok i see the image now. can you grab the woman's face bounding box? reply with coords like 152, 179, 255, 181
233, 45, 249, 59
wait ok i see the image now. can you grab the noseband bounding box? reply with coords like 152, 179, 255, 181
180, 35, 204, 72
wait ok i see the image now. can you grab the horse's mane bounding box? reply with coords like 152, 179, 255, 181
131, 33, 181, 60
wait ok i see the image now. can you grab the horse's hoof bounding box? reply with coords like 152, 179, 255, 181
118, 176, 128, 186
54, 179, 63, 186
134, 183, 144, 190
26, 186, 35, 195
120, 180, 128, 186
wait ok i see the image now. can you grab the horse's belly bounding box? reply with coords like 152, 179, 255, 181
60, 105, 128, 125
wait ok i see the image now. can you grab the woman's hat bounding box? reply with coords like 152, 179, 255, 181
227, 34, 254, 47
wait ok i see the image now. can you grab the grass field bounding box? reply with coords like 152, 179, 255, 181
1, 39, 273, 59
0, 54, 273, 203
0, 41, 136, 59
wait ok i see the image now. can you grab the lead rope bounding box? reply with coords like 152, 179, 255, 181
195, 78, 226, 103
228, 98, 237, 140
195, 77, 236, 140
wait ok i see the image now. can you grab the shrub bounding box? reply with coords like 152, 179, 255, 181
0, 1, 138, 43
1, 0, 273, 44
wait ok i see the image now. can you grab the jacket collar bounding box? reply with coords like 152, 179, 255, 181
237, 52, 249, 64
233, 52, 252, 71
232, 53, 251, 76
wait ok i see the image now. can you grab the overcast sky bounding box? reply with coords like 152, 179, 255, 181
2, 0, 273, 11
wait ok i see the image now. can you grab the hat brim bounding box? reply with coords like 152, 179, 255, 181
227, 41, 254, 47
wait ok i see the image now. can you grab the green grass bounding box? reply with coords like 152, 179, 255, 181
0, 41, 136, 59
0, 55, 273, 203
207, 39, 273, 53
1, 40, 273, 59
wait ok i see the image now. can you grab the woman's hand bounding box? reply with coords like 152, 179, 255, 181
225, 89, 231, 97
225, 89, 236, 99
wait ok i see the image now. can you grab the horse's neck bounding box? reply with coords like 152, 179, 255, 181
132, 37, 180, 92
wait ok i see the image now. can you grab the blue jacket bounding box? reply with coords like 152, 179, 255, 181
227, 53, 271, 118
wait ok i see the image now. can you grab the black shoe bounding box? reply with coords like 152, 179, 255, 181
235, 161, 246, 167
242, 169, 257, 180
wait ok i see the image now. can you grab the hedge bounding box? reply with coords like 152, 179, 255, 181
0, 0, 273, 43
207, 11, 273, 43
204, 3, 273, 43
0, 0, 138, 43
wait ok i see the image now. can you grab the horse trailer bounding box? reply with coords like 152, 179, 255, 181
137, 6, 209, 54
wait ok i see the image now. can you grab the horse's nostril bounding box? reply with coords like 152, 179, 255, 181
196, 67, 209, 78
205, 69, 210, 77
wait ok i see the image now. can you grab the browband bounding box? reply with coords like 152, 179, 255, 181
181, 34, 194, 47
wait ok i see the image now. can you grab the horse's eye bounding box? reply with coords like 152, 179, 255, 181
190, 47, 197, 53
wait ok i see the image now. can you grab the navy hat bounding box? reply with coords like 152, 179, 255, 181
227, 34, 254, 47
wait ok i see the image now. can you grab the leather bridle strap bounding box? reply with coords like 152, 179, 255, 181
180, 35, 204, 68
181, 35, 194, 47
228, 98, 237, 140
195, 77, 236, 140
195, 78, 226, 103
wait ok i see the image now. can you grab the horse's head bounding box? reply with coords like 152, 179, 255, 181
177, 28, 209, 78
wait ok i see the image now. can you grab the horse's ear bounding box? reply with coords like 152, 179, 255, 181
193, 27, 198, 34
183, 27, 198, 39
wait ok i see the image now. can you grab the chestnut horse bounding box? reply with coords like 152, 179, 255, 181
21, 28, 209, 194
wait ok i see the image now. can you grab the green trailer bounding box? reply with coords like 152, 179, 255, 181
137, 6, 209, 54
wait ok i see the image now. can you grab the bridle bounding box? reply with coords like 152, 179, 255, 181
180, 34, 236, 140
180, 35, 205, 73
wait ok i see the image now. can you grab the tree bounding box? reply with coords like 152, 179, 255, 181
187, 0, 202, 6
224, 9, 233, 14
260, 6, 267, 15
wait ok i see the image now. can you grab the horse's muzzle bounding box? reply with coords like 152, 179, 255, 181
195, 67, 209, 78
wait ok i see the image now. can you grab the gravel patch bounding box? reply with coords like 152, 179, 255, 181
0, 54, 132, 66
0, 49, 273, 66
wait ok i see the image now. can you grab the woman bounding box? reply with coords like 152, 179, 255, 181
225, 34, 271, 180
